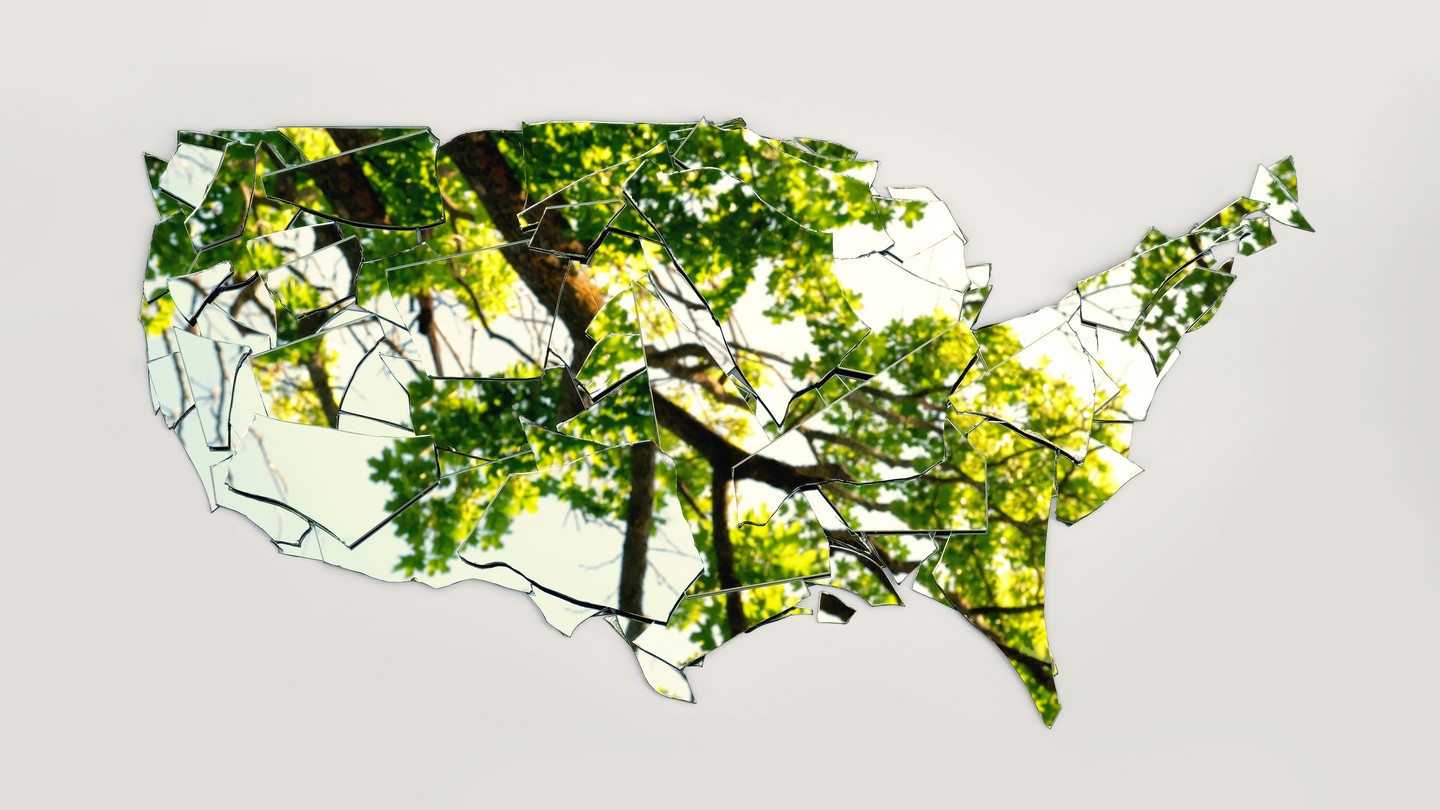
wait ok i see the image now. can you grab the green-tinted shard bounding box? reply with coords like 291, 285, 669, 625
792, 135, 859, 160
1008, 655, 1062, 727
551, 369, 657, 448
407, 376, 547, 465
523, 420, 610, 471
212, 129, 308, 166
1133, 227, 1168, 255
278, 127, 428, 161
1055, 439, 1144, 525
825, 542, 902, 606
1238, 216, 1278, 256
1250, 160, 1313, 232
263, 130, 444, 229
962, 285, 992, 326
422, 131, 517, 257
520, 121, 689, 203
605, 203, 661, 241
1268, 155, 1299, 199
143, 212, 198, 301
1132, 265, 1236, 370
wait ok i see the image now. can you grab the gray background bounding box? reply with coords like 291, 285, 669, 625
2, 1, 1435, 807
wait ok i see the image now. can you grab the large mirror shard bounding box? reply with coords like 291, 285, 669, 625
172, 329, 250, 450
186, 140, 256, 250
460, 441, 704, 623
262, 129, 444, 230
157, 135, 226, 208
139, 123, 1310, 726
226, 417, 438, 548
382, 244, 556, 379
624, 162, 872, 424
248, 314, 390, 429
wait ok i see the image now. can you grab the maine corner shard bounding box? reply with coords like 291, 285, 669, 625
140, 122, 1311, 725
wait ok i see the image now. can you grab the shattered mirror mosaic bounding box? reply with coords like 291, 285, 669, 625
139, 121, 1312, 724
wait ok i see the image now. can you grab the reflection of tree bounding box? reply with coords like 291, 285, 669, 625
147, 122, 1300, 724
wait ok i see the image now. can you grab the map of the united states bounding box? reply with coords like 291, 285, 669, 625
140, 121, 1310, 724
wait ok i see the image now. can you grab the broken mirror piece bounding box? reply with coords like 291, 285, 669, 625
261, 130, 444, 229
226, 416, 438, 547
139, 124, 1310, 726
816, 592, 859, 624
172, 329, 251, 450
460, 442, 704, 622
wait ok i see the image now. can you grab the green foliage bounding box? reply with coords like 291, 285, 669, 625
145, 123, 1301, 723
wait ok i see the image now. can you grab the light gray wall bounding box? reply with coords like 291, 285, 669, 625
1, 1, 1435, 807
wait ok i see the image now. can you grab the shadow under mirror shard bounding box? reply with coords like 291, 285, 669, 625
140, 124, 1311, 726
